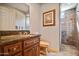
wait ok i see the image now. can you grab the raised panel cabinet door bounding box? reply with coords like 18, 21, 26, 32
24, 47, 34, 56
4, 42, 22, 56
33, 44, 40, 56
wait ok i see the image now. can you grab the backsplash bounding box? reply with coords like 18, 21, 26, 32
0, 30, 30, 36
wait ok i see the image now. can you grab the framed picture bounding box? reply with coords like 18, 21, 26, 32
43, 9, 55, 26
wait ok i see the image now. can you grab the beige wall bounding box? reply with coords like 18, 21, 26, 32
29, 3, 60, 51
29, 4, 41, 34
40, 4, 60, 50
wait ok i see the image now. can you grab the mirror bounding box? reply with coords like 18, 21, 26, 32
0, 3, 30, 30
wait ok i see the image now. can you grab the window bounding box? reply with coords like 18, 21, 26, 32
25, 16, 30, 30
60, 12, 65, 19
77, 21, 79, 32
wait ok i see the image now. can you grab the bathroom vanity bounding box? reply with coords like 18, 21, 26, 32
0, 34, 40, 56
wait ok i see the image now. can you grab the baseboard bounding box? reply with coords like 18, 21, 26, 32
48, 48, 59, 53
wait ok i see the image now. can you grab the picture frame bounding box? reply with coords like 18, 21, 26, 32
43, 9, 55, 26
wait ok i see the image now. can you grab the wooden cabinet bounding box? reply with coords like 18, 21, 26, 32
4, 42, 22, 56
23, 38, 34, 48
34, 44, 40, 56
0, 36, 40, 56
23, 44, 40, 56
23, 37, 40, 56
14, 52, 22, 56
24, 47, 34, 56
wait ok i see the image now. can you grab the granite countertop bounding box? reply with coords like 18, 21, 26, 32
0, 34, 40, 45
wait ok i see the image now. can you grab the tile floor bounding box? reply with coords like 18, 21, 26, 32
47, 44, 79, 56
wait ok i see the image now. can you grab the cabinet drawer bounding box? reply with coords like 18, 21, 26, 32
24, 39, 34, 48
33, 38, 39, 44
24, 38, 39, 48
4, 42, 22, 55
